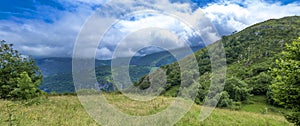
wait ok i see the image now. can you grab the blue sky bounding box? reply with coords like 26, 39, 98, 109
0, 0, 300, 59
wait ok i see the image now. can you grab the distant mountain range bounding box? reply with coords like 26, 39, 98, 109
35, 44, 205, 93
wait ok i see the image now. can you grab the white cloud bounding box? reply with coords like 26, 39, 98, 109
20, 45, 66, 57
202, 0, 300, 35
75, 0, 214, 59
0, 4, 92, 57
97, 47, 113, 59
112, 28, 185, 58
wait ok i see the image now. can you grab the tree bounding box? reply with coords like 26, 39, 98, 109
224, 77, 252, 102
250, 72, 272, 95
270, 37, 300, 125
10, 72, 42, 100
217, 91, 232, 108
0, 40, 43, 100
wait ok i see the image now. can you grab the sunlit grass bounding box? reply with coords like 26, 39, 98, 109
241, 96, 289, 115
0, 96, 98, 126
105, 93, 173, 116
0, 94, 292, 126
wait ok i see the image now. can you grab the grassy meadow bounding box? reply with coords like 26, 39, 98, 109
0, 94, 292, 126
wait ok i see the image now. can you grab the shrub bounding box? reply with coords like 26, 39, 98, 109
231, 102, 242, 110
217, 91, 233, 108
225, 77, 252, 102
9, 72, 42, 100
0, 40, 43, 100
270, 37, 300, 125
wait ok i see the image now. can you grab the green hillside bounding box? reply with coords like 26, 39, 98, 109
136, 16, 300, 105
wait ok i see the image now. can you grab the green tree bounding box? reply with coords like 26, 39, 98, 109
250, 72, 272, 95
224, 77, 252, 101
270, 37, 300, 125
0, 40, 43, 100
217, 91, 233, 108
10, 72, 42, 100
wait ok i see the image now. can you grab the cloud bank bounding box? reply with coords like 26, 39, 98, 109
202, 0, 300, 35
0, 0, 299, 59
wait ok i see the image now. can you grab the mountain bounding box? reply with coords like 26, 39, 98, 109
35, 45, 204, 76
35, 57, 111, 76
135, 16, 300, 102
129, 45, 206, 66
39, 16, 300, 94
36, 44, 204, 93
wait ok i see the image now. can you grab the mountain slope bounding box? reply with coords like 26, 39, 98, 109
136, 16, 300, 99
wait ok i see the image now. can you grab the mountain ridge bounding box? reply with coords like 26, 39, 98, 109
135, 16, 300, 101
36, 44, 205, 93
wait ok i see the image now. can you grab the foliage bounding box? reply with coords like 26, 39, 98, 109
0, 40, 43, 100
135, 16, 300, 108
248, 72, 272, 95
224, 77, 252, 102
285, 112, 300, 126
10, 72, 42, 100
217, 91, 232, 108
231, 102, 242, 110
270, 37, 300, 125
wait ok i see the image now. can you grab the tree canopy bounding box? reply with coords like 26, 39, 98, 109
0, 40, 43, 100
270, 37, 300, 125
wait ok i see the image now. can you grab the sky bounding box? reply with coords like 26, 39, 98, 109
0, 0, 300, 59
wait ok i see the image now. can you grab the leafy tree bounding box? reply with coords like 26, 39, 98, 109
250, 72, 272, 95
270, 37, 300, 125
10, 72, 42, 100
224, 77, 252, 102
217, 91, 233, 108
0, 40, 43, 100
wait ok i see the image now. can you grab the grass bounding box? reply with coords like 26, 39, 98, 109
0, 94, 292, 126
105, 94, 173, 116
0, 96, 98, 126
241, 96, 289, 115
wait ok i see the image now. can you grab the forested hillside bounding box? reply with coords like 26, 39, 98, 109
136, 16, 300, 107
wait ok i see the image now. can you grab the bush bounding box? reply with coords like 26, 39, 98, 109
225, 77, 252, 102
217, 91, 232, 108
270, 37, 300, 125
231, 102, 242, 110
285, 112, 300, 125
0, 40, 43, 100
9, 72, 42, 100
